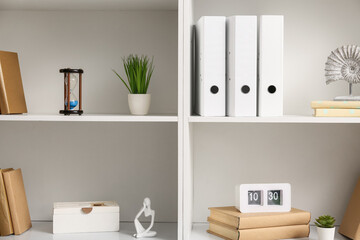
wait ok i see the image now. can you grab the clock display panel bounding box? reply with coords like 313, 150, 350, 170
267, 190, 281, 205
248, 190, 262, 205
237, 183, 291, 213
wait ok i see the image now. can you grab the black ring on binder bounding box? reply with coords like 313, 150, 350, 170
241, 85, 250, 94
210, 85, 219, 94
268, 85, 277, 94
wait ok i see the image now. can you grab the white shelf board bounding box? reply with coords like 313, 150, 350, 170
189, 115, 360, 123
3, 222, 177, 240
0, 0, 178, 11
0, 114, 178, 123
191, 224, 347, 240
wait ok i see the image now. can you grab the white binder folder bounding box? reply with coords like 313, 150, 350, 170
195, 16, 226, 116
258, 15, 284, 116
227, 16, 257, 117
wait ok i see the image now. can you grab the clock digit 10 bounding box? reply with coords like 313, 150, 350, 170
236, 183, 291, 213
248, 191, 262, 205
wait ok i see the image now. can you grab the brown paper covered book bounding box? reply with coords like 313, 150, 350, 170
311, 101, 360, 109
0, 168, 14, 236
314, 108, 360, 117
209, 207, 310, 229
208, 219, 310, 240
3, 169, 31, 235
339, 177, 360, 240
0, 50, 27, 114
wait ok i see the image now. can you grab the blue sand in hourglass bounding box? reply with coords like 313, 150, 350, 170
65, 100, 78, 110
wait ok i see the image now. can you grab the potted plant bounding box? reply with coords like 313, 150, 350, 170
113, 54, 154, 115
315, 215, 336, 240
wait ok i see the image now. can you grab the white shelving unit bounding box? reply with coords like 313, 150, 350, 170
0, 114, 178, 122
190, 225, 348, 240
189, 115, 360, 123
1, 0, 360, 240
0, 0, 178, 11
6, 222, 177, 240
0, 0, 181, 239
181, 0, 360, 239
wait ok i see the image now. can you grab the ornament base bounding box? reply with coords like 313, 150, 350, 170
334, 96, 360, 101
59, 110, 83, 115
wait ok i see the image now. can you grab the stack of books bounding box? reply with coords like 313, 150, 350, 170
207, 206, 310, 240
0, 168, 31, 236
311, 101, 360, 117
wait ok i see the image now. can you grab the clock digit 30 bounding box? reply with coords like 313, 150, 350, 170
235, 183, 291, 213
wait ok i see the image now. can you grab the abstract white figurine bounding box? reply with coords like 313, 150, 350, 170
133, 198, 157, 238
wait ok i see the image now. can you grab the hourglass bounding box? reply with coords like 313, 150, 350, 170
59, 68, 83, 115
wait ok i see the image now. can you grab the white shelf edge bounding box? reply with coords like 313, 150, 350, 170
6, 222, 177, 240
190, 224, 348, 240
188, 115, 360, 123
0, 0, 178, 11
0, 114, 178, 123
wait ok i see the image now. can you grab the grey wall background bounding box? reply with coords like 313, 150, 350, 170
194, 0, 360, 116
0, 10, 178, 114
193, 123, 360, 223
1, 0, 360, 226
0, 10, 178, 222
0, 122, 178, 222
192, 0, 360, 223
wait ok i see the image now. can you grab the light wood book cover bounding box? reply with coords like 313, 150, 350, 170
3, 169, 31, 235
0, 168, 14, 236
311, 101, 360, 109
209, 206, 310, 229
208, 219, 310, 240
0, 50, 27, 114
339, 177, 360, 240
314, 108, 360, 117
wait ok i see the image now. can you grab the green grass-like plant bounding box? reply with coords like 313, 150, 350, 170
113, 54, 154, 94
315, 215, 336, 228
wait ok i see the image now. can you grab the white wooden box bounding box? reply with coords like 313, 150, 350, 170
53, 201, 119, 234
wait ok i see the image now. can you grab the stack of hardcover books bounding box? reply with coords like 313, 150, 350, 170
311, 101, 360, 117
0, 168, 31, 236
207, 206, 310, 240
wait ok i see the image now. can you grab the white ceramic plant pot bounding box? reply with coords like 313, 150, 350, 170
128, 94, 151, 115
317, 227, 335, 240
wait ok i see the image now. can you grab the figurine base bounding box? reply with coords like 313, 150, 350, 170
133, 231, 157, 238
334, 96, 360, 101
60, 110, 83, 115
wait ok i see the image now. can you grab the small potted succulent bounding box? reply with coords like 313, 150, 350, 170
113, 54, 154, 115
315, 215, 336, 240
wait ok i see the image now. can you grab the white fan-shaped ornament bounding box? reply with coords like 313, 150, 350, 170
325, 45, 360, 101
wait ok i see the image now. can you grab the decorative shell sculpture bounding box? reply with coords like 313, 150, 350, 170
325, 45, 360, 85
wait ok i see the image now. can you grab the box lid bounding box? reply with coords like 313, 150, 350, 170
53, 201, 119, 215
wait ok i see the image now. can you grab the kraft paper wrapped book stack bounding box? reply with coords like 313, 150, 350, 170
0, 168, 31, 236
0, 168, 14, 236
207, 206, 310, 240
0, 50, 27, 114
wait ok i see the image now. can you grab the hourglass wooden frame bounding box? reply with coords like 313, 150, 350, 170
59, 68, 83, 115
